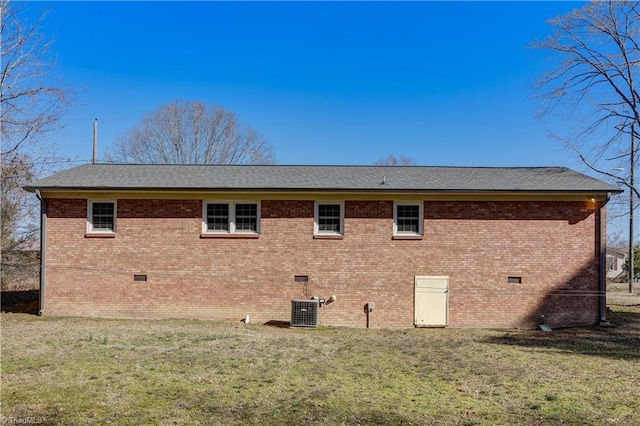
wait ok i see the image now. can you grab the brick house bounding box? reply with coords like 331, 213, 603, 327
25, 164, 621, 328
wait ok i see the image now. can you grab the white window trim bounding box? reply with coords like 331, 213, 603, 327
393, 201, 423, 236
314, 201, 345, 236
87, 199, 117, 233
202, 200, 261, 234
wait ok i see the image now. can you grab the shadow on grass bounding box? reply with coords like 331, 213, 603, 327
1, 290, 39, 315
482, 308, 640, 361
264, 320, 291, 328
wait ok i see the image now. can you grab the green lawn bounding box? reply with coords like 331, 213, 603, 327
1, 306, 639, 425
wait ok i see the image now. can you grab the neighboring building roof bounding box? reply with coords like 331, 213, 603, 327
607, 247, 629, 256
24, 164, 623, 194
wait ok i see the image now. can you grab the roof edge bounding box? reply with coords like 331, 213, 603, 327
24, 186, 623, 195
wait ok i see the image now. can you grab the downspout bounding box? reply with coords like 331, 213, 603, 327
35, 190, 47, 316
599, 193, 612, 325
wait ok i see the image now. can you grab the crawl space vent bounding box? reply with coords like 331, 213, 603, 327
291, 299, 319, 327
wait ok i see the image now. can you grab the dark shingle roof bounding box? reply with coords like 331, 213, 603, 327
24, 164, 622, 194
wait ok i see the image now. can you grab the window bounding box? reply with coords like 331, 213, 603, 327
393, 202, 423, 236
235, 203, 258, 232
207, 203, 230, 232
315, 202, 344, 236
203, 201, 260, 234
88, 200, 116, 233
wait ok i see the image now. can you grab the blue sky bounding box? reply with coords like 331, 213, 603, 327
29, 0, 588, 169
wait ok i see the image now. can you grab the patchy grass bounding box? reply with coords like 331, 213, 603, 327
607, 282, 640, 307
2, 307, 639, 426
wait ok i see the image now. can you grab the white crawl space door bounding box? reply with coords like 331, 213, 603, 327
414, 275, 449, 327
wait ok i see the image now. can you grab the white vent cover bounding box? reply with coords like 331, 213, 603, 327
291, 299, 319, 327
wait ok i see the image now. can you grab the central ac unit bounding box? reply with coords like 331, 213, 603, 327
291, 299, 319, 327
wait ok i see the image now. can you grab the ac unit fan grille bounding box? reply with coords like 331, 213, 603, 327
291, 300, 319, 327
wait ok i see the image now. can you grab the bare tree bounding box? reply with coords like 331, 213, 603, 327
534, 1, 639, 179
374, 154, 418, 166
533, 0, 640, 292
108, 101, 275, 165
1, 1, 71, 156
1, 0, 72, 290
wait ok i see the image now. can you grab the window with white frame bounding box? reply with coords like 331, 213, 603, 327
315, 202, 344, 235
88, 200, 116, 233
203, 201, 260, 234
393, 202, 423, 236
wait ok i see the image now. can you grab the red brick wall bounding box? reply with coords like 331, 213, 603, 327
43, 198, 603, 328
